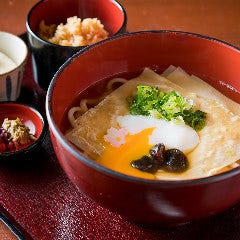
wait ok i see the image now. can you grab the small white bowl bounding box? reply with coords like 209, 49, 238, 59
0, 32, 28, 101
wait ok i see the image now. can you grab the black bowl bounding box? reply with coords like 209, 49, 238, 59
26, 0, 127, 90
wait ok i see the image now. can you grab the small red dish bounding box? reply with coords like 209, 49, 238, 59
0, 102, 46, 162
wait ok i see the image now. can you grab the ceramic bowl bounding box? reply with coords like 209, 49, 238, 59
46, 31, 240, 226
26, 0, 127, 90
0, 32, 28, 101
0, 102, 46, 162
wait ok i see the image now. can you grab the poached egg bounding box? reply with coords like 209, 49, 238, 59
98, 115, 199, 179
105, 115, 199, 153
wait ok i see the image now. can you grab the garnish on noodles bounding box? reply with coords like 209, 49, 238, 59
65, 66, 240, 180
128, 85, 206, 131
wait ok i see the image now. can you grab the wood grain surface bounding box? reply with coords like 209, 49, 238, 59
1, 0, 240, 46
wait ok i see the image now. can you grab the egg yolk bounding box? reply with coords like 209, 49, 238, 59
96, 128, 156, 179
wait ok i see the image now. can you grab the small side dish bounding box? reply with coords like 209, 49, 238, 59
0, 31, 28, 101
0, 102, 45, 161
38, 16, 109, 46
0, 117, 36, 153
26, 0, 126, 89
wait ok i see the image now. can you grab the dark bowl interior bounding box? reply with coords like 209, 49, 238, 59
0, 102, 46, 162
46, 31, 240, 226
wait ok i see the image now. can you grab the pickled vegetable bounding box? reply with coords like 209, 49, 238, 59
0, 118, 36, 153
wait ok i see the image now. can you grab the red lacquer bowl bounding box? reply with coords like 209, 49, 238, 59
46, 31, 240, 226
0, 102, 46, 162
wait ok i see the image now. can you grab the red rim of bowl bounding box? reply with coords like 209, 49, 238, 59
46, 30, 240, 186
26, 0, 127, 49
0, 101, 46, 157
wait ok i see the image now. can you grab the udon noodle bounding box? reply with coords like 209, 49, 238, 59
68, 78, 128, 127
65, 66, 240, 180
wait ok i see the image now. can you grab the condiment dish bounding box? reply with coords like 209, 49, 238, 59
0, 102, 46, 162
26, 0, 127, 90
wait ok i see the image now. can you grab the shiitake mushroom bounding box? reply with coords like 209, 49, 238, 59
162, 148, 188, 173
131, 143, 188, 174
131, 155, 160, 173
